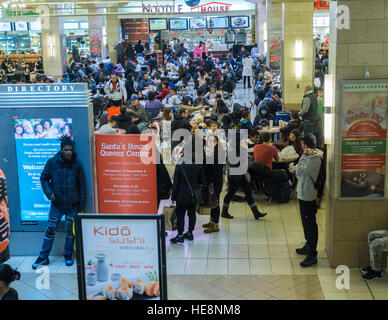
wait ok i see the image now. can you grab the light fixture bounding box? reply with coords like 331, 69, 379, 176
263, 22, 267, 55
294, 40, 303, 79
324, 74, 334, 145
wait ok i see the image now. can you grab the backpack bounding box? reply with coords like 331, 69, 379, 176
267, 180, 291, 204
310, 157, 326, 192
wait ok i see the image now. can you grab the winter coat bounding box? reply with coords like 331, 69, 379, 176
279, 119, 303, 136
40, 152, 86, 211
242, 57, 253, 76
295, 149, 323, 201
171, 163, 205, 204
171, 115, 192, 134
204, 144, 224, 195
157, 161, 172, 201
104, 80, 127, 102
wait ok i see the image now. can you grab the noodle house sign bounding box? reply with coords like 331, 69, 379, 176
314, 0, 330, 10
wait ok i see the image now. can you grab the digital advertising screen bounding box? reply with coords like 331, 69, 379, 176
13, 117, 73, 221
148, 19, 167, 31
169, 18, 188, 31
209, 17, 228, 29
190, 17, 207, 29
230, 16, 250, 28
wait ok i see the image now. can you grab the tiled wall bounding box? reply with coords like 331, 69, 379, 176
326, 0, 388, 268
282, 2, 314, 110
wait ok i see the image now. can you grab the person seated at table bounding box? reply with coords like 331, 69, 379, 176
156, 81, 170, 100
98, 116, 118, 134
279, 110, 302, 137
193, 90, 209, 107
145, 91, 164, 119
238, 110, 254, 130
136, 90, 146, 106
164, 88, 182, 108
198, 77, 212, 95
204, 85, 218, 104
113, 105, 134, 132
248, 129, 261, 161
253, 104, 276, 128
127, 94, 148, 131
138, 73, 155, 93
274, 129, 303, 160
179, 98, 205, 115
220, 75, 234, 95
211, 94, 229, 125
253, 132, 279, 170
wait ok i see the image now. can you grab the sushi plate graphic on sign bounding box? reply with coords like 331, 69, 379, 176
81, 218, 161, 300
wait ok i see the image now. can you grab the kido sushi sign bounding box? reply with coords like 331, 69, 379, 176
76, 214, 167, 300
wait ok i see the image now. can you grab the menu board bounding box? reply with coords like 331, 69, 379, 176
149, 19, 167, 31
95, 134, 157, 214
64, 21, 79, 29
209, 17, 228, 29
169, 18, 188, 31
30, 20, 41, 31
76, 215, 167, 300
14, 21, 28, 31
0, 22, 11, 32
340, 80, 388, 198
190, 17, 207, 29
80, 21, 89, 29
14, 118, 73, 221
230, 16, 250, 28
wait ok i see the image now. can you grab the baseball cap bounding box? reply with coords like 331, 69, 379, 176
300, 134, 316, 149
131, 94, 138, 101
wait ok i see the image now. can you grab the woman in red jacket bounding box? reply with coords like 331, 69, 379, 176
156, 82, 170, 100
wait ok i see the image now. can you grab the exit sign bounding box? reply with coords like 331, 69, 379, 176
314, 0, 330, 10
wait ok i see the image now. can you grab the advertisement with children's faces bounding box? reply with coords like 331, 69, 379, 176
340, 81, 388, 198
13, 118, 72, 221
81, 218, 162, 300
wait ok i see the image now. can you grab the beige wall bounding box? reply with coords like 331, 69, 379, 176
282, 2, 314, 110
325, 0, 388, 268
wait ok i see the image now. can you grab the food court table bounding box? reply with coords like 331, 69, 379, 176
259, 126, 283, 142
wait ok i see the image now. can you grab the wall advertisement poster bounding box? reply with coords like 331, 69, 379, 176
340, 80, 388, 198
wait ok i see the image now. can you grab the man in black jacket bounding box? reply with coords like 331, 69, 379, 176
171, 108, 192, 150
32, 137, 86, 269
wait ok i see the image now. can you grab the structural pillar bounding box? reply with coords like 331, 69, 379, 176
282, 2, 314, 110
266, 0, 282, 71
257, 0, 267, 55
40, 7, 65, 79
105, 7, 120, 64
324, 0, 388, 268
88, 7, 105, 60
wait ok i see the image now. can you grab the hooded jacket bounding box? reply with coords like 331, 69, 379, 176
40, 151, 86, 211
295, 149, 323, 201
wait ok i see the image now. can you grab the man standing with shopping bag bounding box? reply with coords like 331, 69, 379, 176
32, 136, 86, 269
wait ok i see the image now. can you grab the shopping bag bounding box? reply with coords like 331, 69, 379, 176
198, 206, 211, 215
163, 206, 177, 231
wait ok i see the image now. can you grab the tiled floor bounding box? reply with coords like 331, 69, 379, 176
5, 84, 388, 300
7, 194, 388, 300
